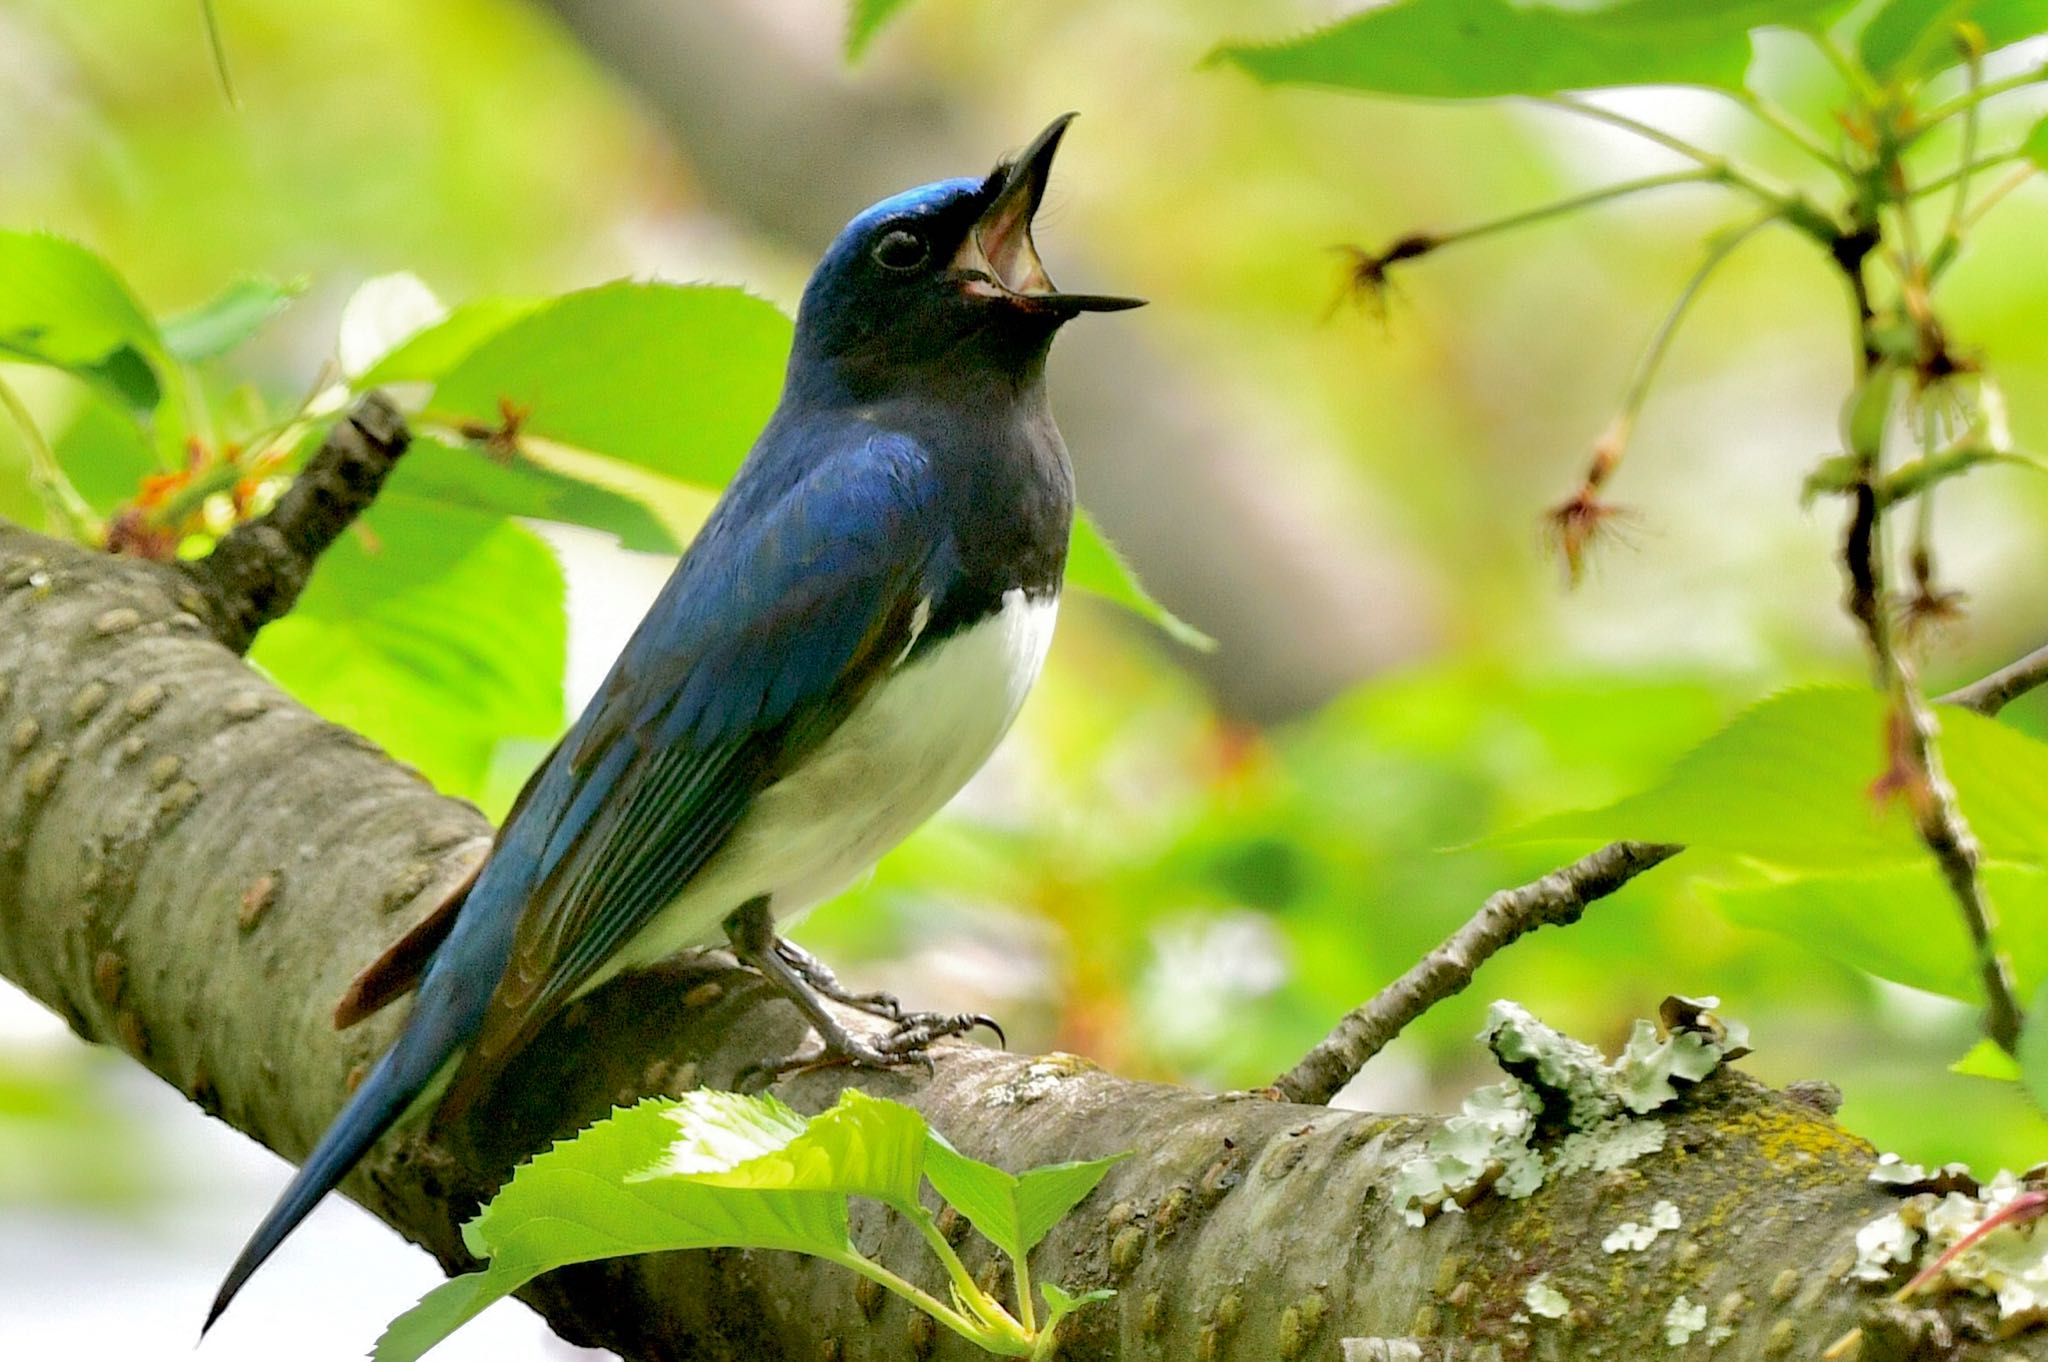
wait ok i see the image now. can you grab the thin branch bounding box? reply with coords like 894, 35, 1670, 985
1272, 841, 1683, 1106
1939, 642, 2048, 715
180, 391, 410, 654
1841, 467, 2024, 1053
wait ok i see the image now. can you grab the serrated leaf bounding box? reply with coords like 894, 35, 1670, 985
1067, 509, 1213, 649
1701, 861, 2048, 999
430, 282, 790, 488
2023, 979, 2048, 1112
0, 230, 165, 413
923, 1135, 1127, 1261
160, 277, 300, 362
1859, 0, 2048, 81
248, 491, 565, 801
637, 1088, 928, 1210
1211, 0, 1850, 99
356, 296, 547, 387
1955, 1037, 2022, 1080
376, 1096, 852, 1362
848, 0, 917, 59
401, 437, 679, 553
1495, 687, 2048, 870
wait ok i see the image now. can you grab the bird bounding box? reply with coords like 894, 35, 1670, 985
203, 113, 1140, 1333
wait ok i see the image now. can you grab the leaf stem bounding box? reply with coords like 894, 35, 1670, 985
1912, 62, 2048, 141
0, 369, 100, 543
1535, 95, 1838, 243
904, 1205, 1032, 1344
1428, 169, 1724, 251
825, 1247, 1026, 1356
1616, 215, 1777, 431
1726, 89, 1856, 181
1814, 30, 1884, 107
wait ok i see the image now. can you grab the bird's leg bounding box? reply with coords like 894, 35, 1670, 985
773, 936, 904, 1021
724, 897, 1003, 1087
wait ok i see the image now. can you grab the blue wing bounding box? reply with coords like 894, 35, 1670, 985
204, 434, 947, 1331
433, 430, 947, 1116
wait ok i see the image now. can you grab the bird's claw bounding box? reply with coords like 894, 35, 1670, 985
738, 1010, 1005, 1090
773, 938, 906, 1022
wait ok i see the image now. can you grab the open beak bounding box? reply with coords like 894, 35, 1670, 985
952, 113, 1146, 315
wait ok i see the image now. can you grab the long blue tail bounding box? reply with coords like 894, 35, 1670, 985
202, 992, 474, 1334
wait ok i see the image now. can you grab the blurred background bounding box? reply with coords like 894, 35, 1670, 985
3, 0, 2047, 1357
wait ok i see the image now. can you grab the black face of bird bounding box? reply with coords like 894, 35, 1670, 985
791, 115, 1143, 389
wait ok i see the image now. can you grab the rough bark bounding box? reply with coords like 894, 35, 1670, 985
0, 518, 2036, 1362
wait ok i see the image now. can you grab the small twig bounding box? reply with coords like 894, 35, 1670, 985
181, 392, 410, 654
1841, 460, 2024, 1053
1272, 841, 1683, 1105
1939, 642, 2048, 716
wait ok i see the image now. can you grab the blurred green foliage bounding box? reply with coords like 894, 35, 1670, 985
6, 0, 2048, 1234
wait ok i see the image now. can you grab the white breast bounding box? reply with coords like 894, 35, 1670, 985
612, 588, 1059, 970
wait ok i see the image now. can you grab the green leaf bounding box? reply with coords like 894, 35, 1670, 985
848, 0, 917, 59
1859, 0, 2048, 81
2026, 114, 2048, 171
376, 1095, 853, 1362
1067, 510, 1213, 649
430, 282, 790, 488
355, 296, 546, 387
51, 395, 155, 513
923, 1135, 1127, 1262
638, 1088, 929, 1209
0, 230, 164, 413
248, 491, 566, 801
401, 437, 679, 553
1039, 1281, 1117, 1334
1497, 687, 2048, 871
1954, 1037, 2022, 1080
1701, 861, 2048, 999
160, 277, 300, 362
2023, 978, 2048, 1111
1211, 0, 1850, 100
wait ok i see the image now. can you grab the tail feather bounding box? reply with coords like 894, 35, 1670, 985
202, 1025, 452, 1335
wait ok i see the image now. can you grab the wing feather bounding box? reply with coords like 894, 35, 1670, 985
433, 435, 941, 1118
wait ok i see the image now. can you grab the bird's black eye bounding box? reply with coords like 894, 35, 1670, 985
871, 228, 929, 272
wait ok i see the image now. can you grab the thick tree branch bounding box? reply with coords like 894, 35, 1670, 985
1274, 841, 1682, 1105
178, 393, 410, 655
0, 511, 2042, 1357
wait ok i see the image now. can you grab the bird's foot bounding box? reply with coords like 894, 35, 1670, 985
724, 897, 1004, 1091
739, 1010, 1004, 1090
773, 937, 904, 1022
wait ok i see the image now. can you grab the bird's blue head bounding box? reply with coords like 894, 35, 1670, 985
790, 114, 1142, 399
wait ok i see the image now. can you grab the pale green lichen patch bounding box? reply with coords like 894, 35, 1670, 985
1391, 1000, 1742, 1225
1662, 1293, 1706, 1345
1853, 1170, 2048, 1330
1523, 1275, 1570, 1319
1603, 1200, 1682, 1254
1388, 1081, 1538, 1225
